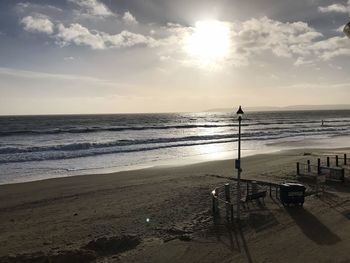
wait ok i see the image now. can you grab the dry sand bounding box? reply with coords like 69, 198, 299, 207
0, 147, 350, 262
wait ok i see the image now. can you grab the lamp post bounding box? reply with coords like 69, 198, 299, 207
236, 105, 244, 221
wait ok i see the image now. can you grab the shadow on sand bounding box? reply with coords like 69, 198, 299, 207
287, 207, 341, 245
242, 201, 279, 233
211, 223, 253, 263
319, 192, 350, 220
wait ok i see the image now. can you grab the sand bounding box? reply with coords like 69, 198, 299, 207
0, 147, 350, 262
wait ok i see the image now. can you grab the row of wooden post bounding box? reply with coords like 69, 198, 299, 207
296, 158, 322, 193
297, 154, 348, 176
326, 154, 347, 167
296, 158, 323, 174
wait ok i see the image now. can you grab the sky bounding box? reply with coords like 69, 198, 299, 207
0, 0, 349, 115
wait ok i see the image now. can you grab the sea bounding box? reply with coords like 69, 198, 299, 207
1, 110, 350, 185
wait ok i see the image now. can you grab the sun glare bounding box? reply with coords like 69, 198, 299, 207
185, 20, 231, 66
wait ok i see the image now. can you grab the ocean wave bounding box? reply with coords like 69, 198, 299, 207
1, 128, 349, 164
2, 118, 350, 137
0, 134, 239, 154
1, 125, 349, 155
0, 124, 239, 137
0, 139, 234, 164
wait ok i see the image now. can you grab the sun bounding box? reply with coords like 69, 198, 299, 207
185, 20, 231, 66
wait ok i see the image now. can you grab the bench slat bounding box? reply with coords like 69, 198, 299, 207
242, 190, 267, 202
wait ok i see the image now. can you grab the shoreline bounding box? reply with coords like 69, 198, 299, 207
2, 141, 350, 186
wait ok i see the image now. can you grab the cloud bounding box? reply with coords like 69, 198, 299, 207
15, 2, 63, 13
102, 30, 157, 48
310, 36, 350, 60
56, 23, 106, 49
20, 15, 54, 34
0, 67, 107, 81
19, 10, 156, 50
18, 6, 350, 67
123, 11, 138, 25
294, 57, 314, 66
68, 0, 113, 17
55, 23, 156, 49
135, 17, 349, 68
318, 1, 350, 13
234, 17, 323, 59
220, 17, 350, 66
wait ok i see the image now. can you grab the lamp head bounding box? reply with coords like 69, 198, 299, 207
236, 105, 244, 120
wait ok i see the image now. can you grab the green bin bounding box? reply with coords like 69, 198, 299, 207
280, 183, 305, 207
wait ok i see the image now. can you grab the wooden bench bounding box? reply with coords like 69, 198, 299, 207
241, 190, 267, 208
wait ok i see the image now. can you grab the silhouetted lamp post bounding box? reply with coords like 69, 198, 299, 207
236, 105, 244, 221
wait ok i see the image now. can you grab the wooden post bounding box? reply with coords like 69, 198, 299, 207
246, 181, 249, 195
316, 158, 321, 195
307, 160, 311, 173
269, 183, 272, 197
336, 155, 339, 166
344, 154, 347, 165
225, 184, 231, 220
296, 162, 300, 175
327, 156, 330, 167
276, 185, 278, 199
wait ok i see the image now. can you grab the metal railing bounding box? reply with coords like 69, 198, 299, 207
211, 180, 280, 222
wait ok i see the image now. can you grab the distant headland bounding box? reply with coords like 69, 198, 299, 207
205, 104, 350, 112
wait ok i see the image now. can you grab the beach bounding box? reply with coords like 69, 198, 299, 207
1, 147, 350, 262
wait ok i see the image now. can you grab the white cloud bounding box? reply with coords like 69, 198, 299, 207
18, 9, 350, 66
19, 9, 156, 50
15, 2, 63, 13
56, 23, 106, 49
309, 36, 350, 60
20, 15, 54, 34
102, 30, 156, 48
56, 23, 156, 49
68, 0, 113, 17
0, 67, 113, 83
294, 57, 314, 66
123, 11, 138, 25
156, 18, 337, 69
235, 17, 323, 58
219, 17, 350, 66
318, 2, 350, 13
144, 17, 345, 68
